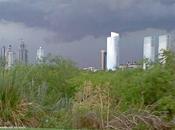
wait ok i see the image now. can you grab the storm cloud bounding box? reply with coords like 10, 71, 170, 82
0, 0, 174, 67
0, 0, 175, 41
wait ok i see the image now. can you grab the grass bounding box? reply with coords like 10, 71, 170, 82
0, 52, 175, 129
1, 129, 62, 130
3, 128, 107, 130
0, 128, 67, 130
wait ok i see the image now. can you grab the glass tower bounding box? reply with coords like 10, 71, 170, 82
107, 32, 119, 71
143, 36, 155, 69
158, 35, 168, 64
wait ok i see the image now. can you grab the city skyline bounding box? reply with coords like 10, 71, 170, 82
143, 34, 170, 69
0, 44, 44, 67
0, 28, 174, 68
0, 0, 175, 68
1, 29, 172, 70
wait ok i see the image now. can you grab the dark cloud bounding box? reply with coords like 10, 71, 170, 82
157, 0, 175, 5
0, 0, 175, 42
0, 0, 47, 27
0, 0, 175, 67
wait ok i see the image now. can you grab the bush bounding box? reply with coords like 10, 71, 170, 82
0, 51, 175, 129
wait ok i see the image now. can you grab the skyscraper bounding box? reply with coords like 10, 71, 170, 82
100, 50, 107, 70
107, 32, 120, 70
1, 46, 6, 60
143, 36, 155, 70
0, 46, 6, 67
19, 40, 28, 64
158, 35, 169, 64
6, 45, 14, 69
36, 46, 44, 64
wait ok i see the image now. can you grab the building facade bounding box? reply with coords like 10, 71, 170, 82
107, 32, 120, 71
143, 36, 155, 69
100, 50, 107, 70
6, 45, 14, 69
36, 46, 44, 64
1, 46, 6, 60
19, 42, 28, 64
158, 35, 169, 64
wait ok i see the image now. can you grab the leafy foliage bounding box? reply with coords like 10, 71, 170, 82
0, 52, 175, 129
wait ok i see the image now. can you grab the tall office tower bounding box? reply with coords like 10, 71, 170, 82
143, 36, 155, 70
100, 50, 107, 70
19, 40, 28, 64
158, 35, 169, 64
1, 46, 6, 60
107, 32, 120, 70
36, 46, 44, 64
0, 46, 6, 67
6, 45, 14, 68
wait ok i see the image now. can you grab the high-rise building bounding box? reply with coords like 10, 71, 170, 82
107, 32, 120, 70
6, 45, 14, 69
100, 50, 107, 70
0, 46, 6, 67
158, 35, 169, 64
36, 46, 44, 64
19, 40, 28, 64
1, 46, 6, 60
143, 36, 155, 69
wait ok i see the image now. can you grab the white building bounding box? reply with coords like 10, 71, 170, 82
107, 32, 120, 71
143, 36, 155, 70
6, 45, 14, 69
158, 35, 169, 64
36, 47, 44, 64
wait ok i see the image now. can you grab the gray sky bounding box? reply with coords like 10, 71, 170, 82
0, 0, 174, 68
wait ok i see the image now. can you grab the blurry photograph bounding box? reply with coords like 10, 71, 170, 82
0, 0, 175, 129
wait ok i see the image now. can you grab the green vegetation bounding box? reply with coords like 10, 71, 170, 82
0, 52, 175, 129
0, 129, 62, 130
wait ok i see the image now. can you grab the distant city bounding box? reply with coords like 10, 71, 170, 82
98, 32, 171, 71
0, 40, 44, 69
0, 32, 172, 71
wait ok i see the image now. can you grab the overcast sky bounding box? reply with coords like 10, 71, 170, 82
0, 0, 174, 68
